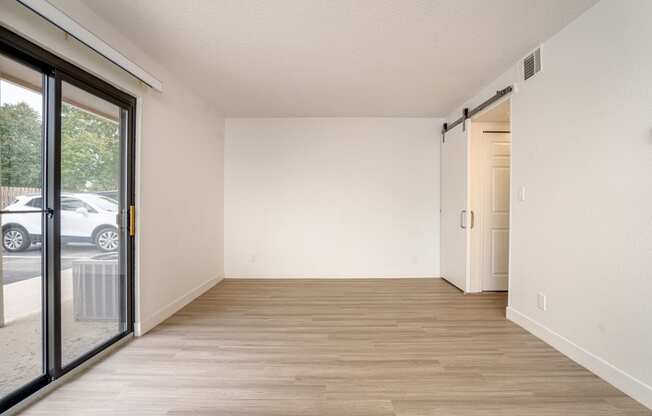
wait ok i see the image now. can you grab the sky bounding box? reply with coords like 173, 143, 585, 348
0, 79, 43, 119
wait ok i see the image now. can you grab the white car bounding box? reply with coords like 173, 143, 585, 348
2, 193, 120, 252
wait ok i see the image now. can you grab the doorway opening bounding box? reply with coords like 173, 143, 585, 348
468, 99, 511, 292
440, 88, 512, 294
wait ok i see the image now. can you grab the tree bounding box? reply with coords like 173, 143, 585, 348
0, 102, 42, 188
60, 104, 119, 192
0, 101, 120, 192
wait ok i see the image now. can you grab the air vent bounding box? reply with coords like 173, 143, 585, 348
523, 48, 541, 81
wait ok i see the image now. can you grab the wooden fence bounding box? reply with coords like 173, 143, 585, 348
1, 186, 41, 209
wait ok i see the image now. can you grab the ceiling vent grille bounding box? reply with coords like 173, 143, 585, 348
523, 48, 541, 81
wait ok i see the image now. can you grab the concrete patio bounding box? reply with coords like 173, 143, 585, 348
1, 267, 121, 397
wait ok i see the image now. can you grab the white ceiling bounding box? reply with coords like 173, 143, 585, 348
83, 0, 597, 117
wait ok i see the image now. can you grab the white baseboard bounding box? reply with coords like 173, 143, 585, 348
224, 275, 442, 279
135, 276, 223, 336
506, 307, 652, 410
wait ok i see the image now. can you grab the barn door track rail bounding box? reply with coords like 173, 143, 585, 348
442, 85, 513, 142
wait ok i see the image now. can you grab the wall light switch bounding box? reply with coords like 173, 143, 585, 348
537, 293, 547, 311
519, 186, 527, 202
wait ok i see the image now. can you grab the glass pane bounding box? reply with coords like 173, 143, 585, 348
0, 54, 45, 397
60, 81, 125, 366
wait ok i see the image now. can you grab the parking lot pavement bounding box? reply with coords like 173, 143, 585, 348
1, 245, 104, 284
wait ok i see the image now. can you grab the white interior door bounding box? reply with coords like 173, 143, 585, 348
481, 127, 511, 291
440, 122, 470, 292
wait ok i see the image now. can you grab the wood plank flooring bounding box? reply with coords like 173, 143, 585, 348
21, 279, 651, 415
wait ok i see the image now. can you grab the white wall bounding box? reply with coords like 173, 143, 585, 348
225, 118, 441, 278
447, 0, 652, 408
0, 1, 225, 335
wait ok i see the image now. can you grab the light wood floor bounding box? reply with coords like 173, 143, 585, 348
21, 279, 651, 415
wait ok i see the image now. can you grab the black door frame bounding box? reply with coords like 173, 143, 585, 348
0, 25, 136, 412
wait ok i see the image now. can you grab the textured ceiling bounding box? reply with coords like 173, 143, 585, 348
83, 0, 597, 117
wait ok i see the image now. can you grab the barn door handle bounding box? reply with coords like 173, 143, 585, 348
470, 210, 475, 229
460, 210, 467, 229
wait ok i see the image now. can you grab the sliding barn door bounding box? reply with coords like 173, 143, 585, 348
440, 122, 470, 292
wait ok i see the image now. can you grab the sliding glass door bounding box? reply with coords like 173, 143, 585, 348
0, 26, 135, 412
0, 50, 46, 401
58, 78, 129, 369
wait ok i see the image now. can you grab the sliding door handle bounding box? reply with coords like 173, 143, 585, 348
129, 205, 136, 236
469, 210, 475, 229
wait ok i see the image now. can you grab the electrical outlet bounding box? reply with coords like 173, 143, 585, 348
537, 293, 547, 311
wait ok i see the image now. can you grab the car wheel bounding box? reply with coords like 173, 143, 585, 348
95, 227, 119, 252
3, 226, 31, 252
